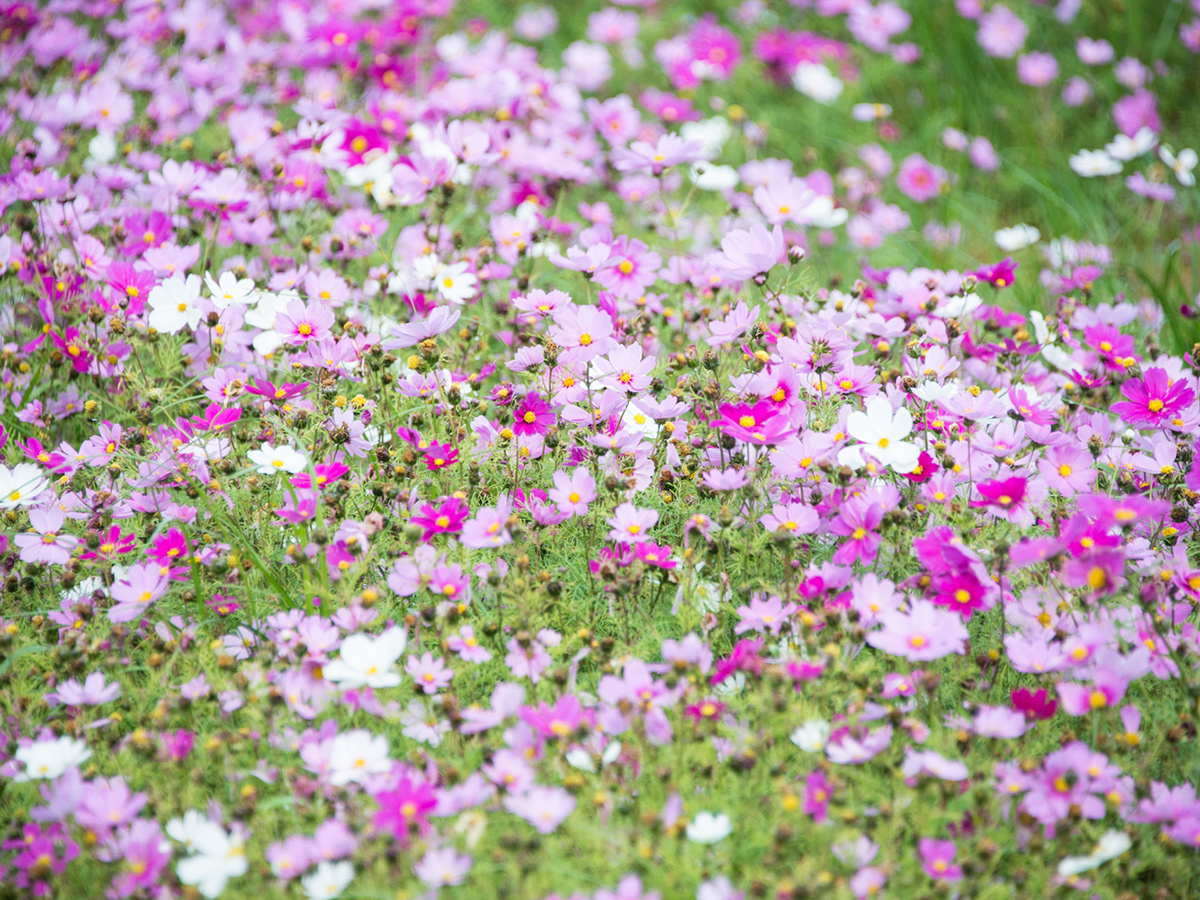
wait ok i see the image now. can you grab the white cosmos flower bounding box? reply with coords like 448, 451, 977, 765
799, 193, 849, 229
686, 811, 733, 844
1104, 127, 1156, 161
713, 671, 745, 696
994, 224, 1040, 251
838, 396, 921, 474
790, 719, 831, 752
680, 117, 731, 158
84, 133, 117, 171
434, 261, 477, 305
565, 740, 621, 773
167, 812, 248, 899
934, 293, 983, 318
13, 735, 92, 781
243, 289, 291, 330
1068, 149, 1121, 177
327, 729, 392, 786
690, 162, 740, 191
1159, 146, 1198, 186
792, 62, 843, 103
322, 627, 407, 689
344, 153, 395, 188
252, 330, 286, 357
302, 860, 356, 899
246, 442, 307, 475
913, 381, 959, 404
0, 463, 50, 510
1056, 829, 1132, 877
204, 271, 256, 309
147, 273, 203, 334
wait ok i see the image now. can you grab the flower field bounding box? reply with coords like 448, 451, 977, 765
2, 0, 1200, 897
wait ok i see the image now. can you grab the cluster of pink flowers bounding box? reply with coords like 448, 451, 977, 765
0, 0, 1198, 898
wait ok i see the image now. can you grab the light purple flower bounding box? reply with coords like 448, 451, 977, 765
45, 672, 121, 707
503, 785, 576, 833
414, 847, 472, 887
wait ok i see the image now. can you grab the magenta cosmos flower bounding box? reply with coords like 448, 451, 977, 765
513, 392, 555, 436
1110, 367, 1195, 428
919, 838, 963, 881
829, 499, 884, 565
969, 475, 1046, 527
373, 775, 437, 843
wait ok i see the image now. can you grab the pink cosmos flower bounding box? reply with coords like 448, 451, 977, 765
267, 834, 316, 879
969, 475, 1046, 528
895, 154, 946, 202
15, 506, 78, 565
108, 563, 169, 623
592, 236, 662, 300
503, 785, 576, 834
595, 344, 655, 393
735, 593, 797, 636
804, 770, 834, 822
635, 541, 677, 569
932, 573, 989, 619
276, 297, 334, 344
825, 723, 893, 764
549, 304, 616, 364
919, 838, 963, 881
3, 822, 78, 896
505, 633, 555, 683
45, 672, 120, 707
414, 847, 472, 887
108, 820, 170, 898
461, 504, 514, 549
976, 4, 1027, 58
607, 502, 659, 544
276, 489, 318, 523
406, 653, 454, 694
973, 705, 1027, 739
447, 626, 492, 663
611, 134, 704, 175
1016, 52, 1058, 86
867, 600, 969, 661
829, 499, 884, 565
428, 564, 470, 603
1057, 667, 1130, 716
708, 300, 760, 347
712, 223, 785, 281
1011, 687, 1058, 720
547, 467, 597, 517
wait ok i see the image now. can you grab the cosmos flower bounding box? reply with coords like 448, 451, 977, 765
166, 811, 248, 900
323, 628, 408, 690
147, 274, 203, 334
867, 600, 969, 662
837, 396, 921, 473
1110, 367, 1195, 428
686, 811, 732, 844
13, 735, 92, 781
